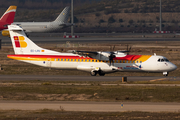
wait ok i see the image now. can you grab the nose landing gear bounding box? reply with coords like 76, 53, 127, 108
163, 72, 169, 76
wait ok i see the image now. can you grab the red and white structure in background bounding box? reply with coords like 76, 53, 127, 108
153, 31, 170, 33
63, 35, 80, 38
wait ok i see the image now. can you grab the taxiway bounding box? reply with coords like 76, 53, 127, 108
0, 101, 180, 112
0, 75, 179, 81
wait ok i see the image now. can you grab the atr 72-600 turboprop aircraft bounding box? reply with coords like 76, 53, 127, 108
2, 7, 71, 36
7, 25, 177, 76
0, 6, 17, 31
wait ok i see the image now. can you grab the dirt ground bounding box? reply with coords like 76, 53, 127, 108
0, 110, 180, 120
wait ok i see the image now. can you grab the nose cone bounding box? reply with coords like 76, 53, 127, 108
169, 63, 177, 71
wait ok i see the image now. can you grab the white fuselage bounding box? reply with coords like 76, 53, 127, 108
12, 22, 68, 32
8, 54, 177, 74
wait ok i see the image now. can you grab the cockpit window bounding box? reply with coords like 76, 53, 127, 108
158, 58, 169, 62
164, 59, 169, 62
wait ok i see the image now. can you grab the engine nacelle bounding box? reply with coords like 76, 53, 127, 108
77, 65, 120, 73
2, 29, 10, 37
77, 65, 94, 72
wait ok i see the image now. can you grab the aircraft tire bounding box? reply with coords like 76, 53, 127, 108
163, 72, 169, 76
99, 72, 105, 76
163, 74, 168, 77
90, 70, 97, 76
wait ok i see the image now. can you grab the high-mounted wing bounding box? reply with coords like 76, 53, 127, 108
68, 50, 98, 58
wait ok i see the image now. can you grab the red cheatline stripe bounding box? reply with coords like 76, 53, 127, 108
115, 55, 141, 61
7, 54, 142, 60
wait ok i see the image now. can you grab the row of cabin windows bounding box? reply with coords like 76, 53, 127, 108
51, 58, 142, 63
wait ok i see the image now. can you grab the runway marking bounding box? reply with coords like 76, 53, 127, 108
149, 78, 167, 82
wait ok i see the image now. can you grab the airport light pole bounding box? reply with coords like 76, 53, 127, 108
71, 0, 74, 36
160, 0, 162, 31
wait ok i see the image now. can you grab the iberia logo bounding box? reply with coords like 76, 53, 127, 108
14, 36, 27, 48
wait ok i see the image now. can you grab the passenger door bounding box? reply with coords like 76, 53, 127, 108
46, 58, 52, 67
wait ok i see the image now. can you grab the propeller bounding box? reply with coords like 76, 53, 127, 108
126, 44, 132, 55
109, 52, 116, 66
110, 45, 116, 51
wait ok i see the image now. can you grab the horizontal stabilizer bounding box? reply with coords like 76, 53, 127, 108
8, 25, 23, 31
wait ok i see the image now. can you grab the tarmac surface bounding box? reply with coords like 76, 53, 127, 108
0, 101, 180, 112
1, 36, 180, 45
0, 75, 179, 81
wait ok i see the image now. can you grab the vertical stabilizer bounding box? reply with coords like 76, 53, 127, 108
8, 25, 60, 55
54, 6, 70, 23
0, 6, 17, 24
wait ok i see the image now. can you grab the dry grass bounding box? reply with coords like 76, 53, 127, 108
0, 82, 180, 102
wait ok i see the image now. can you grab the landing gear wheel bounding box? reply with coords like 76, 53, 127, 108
164, 74, 168, 77
90, 70, 97, 76
99, 72, 105, 76
163, 72, 169, 77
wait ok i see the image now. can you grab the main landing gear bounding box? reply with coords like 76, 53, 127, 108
90, 70, 97, 76
163, 72, 169, 76
90, 70, 105, 76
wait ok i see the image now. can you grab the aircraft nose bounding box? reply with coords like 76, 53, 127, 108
170, 63, 177, 71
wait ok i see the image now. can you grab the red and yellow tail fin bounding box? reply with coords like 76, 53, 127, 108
0, 6, 17, 24
8, 25, 60, 55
